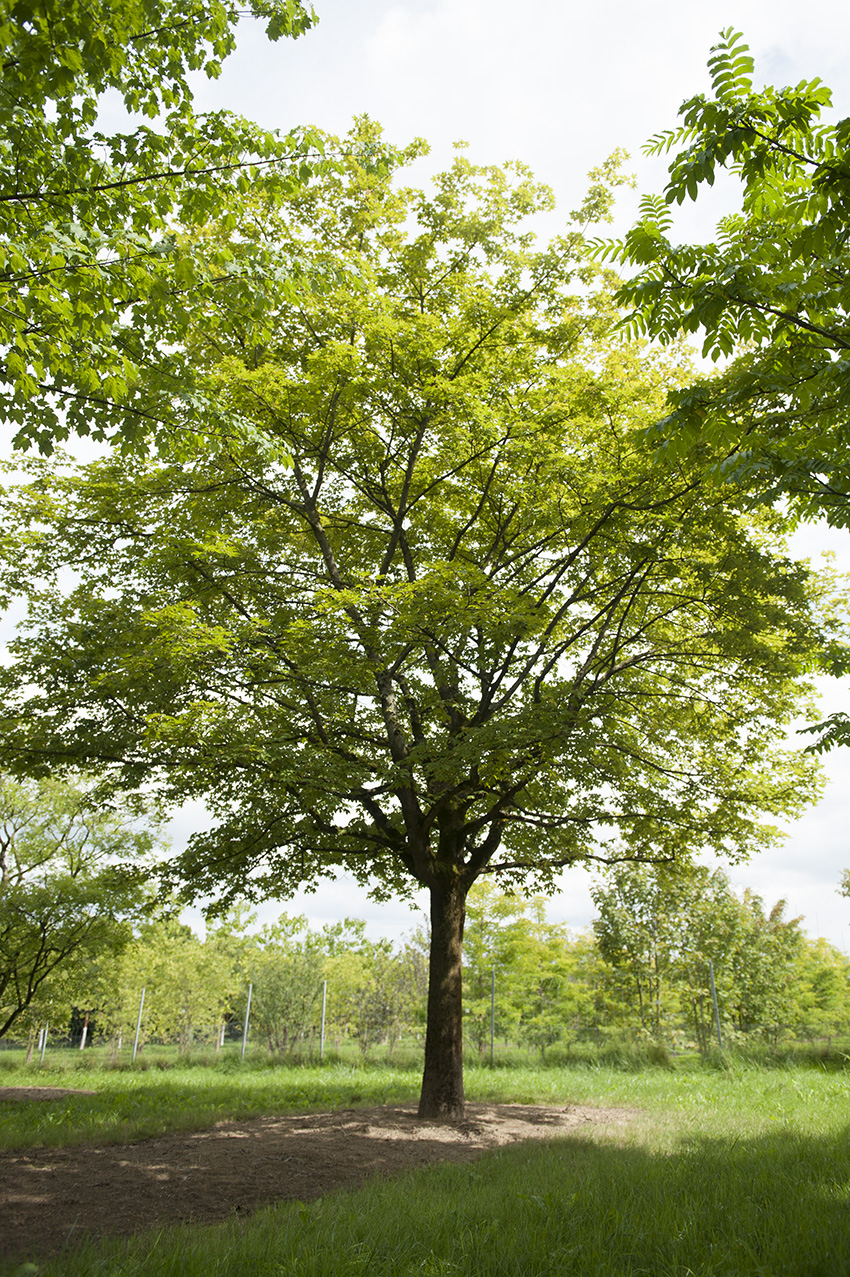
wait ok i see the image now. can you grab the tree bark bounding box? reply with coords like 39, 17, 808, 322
418, 878, 467, 1120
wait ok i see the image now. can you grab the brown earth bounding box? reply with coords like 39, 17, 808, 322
0, 1087, 635, 1265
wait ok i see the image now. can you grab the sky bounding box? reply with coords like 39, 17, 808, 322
15, 0, 850, 947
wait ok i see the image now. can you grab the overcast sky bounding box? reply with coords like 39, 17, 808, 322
29, 0, 850, 947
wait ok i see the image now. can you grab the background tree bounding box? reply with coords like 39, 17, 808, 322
0, 130, 829, 1117
462, 882, 528, 1054
0, 774, 153, 1038
105, 913, 235, 1052
791, 937, 850, 1042
593, 863, 807, 1048
0, 0, 317, 455
246, 914, 324, 1055
592, 864, 683, 1035
463, 883, 587, 1060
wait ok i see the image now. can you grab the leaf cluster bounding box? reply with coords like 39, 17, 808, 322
599, 29, 850, 529
0, 0, 319, 453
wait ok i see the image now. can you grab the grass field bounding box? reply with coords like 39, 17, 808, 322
3, 1054, 850, 1275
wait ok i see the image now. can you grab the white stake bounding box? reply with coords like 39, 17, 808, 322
241, 983, 253, 1061
320, 979, 327, 1059
709, 960, 723, 1050
39, 1022, 49, 1064
490, 967, 496, 1067
132, 987, 146, 1062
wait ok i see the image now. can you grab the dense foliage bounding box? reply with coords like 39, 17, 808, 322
0, 0, 318, 454
606, 29, 850, 533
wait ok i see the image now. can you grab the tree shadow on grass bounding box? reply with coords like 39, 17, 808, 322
4, 1118, 850, 1275
441, 1123, 850, 1276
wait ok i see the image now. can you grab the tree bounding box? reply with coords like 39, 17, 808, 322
462, 882, 528, 1054
0, 774, 153, 1038
791, 936, 850, 1042
246, 914, 324, 1055
592, 863, 806, 1047
104, 913, 236, 1051
0, 130, 828, 1117
463, 882, 583, 1059
593, 865, 668, 1035
1, 0, 317, 455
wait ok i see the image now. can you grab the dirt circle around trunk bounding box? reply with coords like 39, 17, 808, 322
0, 1094, 636, 1264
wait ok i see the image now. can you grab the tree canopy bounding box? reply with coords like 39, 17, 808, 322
0, 129, 830, 1116
605, 29, 850, 529
1, 0, 317, 454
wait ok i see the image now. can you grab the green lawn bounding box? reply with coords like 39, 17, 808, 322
2, 1057, 849, 1275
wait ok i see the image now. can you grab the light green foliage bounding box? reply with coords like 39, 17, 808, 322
0, 0, 317, 454
791, 936, 850, 1039
464, 882, 595, 1058
606, 30, 850, 530
592, 864, 811, 1046
0, 127, 826, 899
106, 914, 235, 1052
315, 919, 426, 1058
0, 774, 153, 1039
245, 914, 324, 1054
463, 882, 527, 1052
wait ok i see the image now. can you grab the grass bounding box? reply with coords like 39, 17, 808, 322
3, 1057, 850, 1275
0, 1053, 423, 1150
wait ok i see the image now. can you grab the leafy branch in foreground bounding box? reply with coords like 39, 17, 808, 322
600, 28, 850, 530
0, 0, 318, 454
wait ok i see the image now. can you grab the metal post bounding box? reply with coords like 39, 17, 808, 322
241, 983, 253, 1061
132, 987, 146, 1062
320, 979, 327, 1060
709, 960, 723, 1050
490, 967, 496, 1067
39, 1023, 49, 1065
79, 1012, 88, 1050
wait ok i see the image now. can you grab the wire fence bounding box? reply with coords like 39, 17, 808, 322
6, 969, 850, 1067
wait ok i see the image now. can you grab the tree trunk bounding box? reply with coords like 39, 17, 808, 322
418, 879, 467, 1120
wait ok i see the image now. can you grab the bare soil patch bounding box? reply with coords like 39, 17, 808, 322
0, 1086, 97, 1102
0, 1091, 634, 1264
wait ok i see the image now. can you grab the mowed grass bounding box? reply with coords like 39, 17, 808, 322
3, 1058, 850, 1275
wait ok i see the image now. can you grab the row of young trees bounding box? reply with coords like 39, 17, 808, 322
6, 774, 847, 1059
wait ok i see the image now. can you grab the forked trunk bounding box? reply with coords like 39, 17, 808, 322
418, 878, 467, 1120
